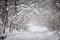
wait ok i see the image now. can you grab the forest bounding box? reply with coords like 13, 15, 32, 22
0, 0, 60, 40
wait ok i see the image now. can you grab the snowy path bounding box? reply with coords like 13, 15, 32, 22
6, 23, 59, 40
6, 30, 59, 40
0, 21, 59, 40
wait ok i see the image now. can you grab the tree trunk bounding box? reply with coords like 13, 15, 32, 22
2, 0, 8, 33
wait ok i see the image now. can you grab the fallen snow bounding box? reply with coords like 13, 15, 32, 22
6, 20, 59, 40
6, 30, 59, 40
27, 22, 48, 32
6, 23, 59, 40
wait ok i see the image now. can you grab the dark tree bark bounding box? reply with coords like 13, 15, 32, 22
15, 0, 17, 13
1, 0, 8, 33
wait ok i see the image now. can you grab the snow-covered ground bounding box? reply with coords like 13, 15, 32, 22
6, 22, 59, 40
6, 30, 59, 40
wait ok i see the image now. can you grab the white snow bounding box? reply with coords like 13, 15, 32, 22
5, 20, 59, 40
6, 30, 59, 40
27, 22, 48, 32
6, 22, 59, 40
